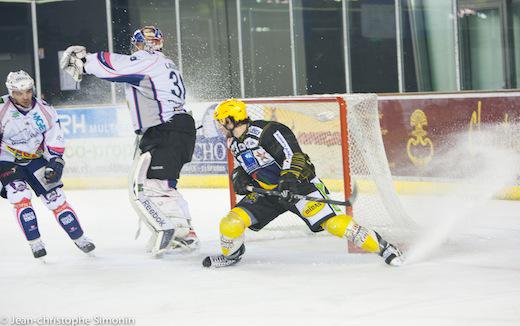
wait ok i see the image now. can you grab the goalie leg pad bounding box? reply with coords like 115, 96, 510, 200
130, 151, 198, 254
220, 207, 252, 256
142, 178, 193, 238
131, 152, 177, 232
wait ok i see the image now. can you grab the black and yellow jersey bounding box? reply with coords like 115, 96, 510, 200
227, 120, 315, 190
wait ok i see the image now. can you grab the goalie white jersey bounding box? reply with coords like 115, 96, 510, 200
0, 95, 65, 164
84, 50, 187, 133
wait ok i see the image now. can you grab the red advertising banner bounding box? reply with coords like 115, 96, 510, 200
379, 93, 520, 180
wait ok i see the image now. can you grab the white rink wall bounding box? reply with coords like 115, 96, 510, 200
57, 101, 219, 189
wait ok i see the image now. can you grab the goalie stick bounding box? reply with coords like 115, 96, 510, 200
245, 182, 358, 207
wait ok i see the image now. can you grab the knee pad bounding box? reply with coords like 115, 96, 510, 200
323, 214, 353, 238
220, 208, 252, 239
5, 180, 32, 204
40, 188, 67, 211
219, 207, 252, 257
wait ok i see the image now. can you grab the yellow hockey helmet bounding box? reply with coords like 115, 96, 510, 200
213, 99, 248, 124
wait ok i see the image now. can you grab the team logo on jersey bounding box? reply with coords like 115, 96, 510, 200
244, 137, 258, 149
239, 150, 259, 172
248, 126, 262, 137
33, 113, 46, 132
238, 143, 247, 151
9, 127, 40, 145
302, 201, 325, 218
253, 148, 274, 165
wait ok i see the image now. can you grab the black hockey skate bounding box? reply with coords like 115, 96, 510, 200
29, 239, 47, 259
74, 236, 96, 254
375, 232, 403, 266
202, 244, 245, 268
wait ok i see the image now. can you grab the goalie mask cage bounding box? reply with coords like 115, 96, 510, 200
222, 95, 413, 245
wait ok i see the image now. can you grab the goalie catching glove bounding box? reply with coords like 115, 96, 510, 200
278, 152, 315, 204
60, 45, 87, 82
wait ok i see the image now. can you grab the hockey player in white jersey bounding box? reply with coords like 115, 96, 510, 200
0, 71, 95, 259
60, 26, 198, 256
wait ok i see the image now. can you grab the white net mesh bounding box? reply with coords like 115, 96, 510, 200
231, 95, 414, 242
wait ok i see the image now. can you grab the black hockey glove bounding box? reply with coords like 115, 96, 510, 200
44, 157, 65, 184
278, 172, 301, 205
232, 167, 252, 195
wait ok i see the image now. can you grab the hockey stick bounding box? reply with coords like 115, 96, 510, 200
245, 183, 357, 207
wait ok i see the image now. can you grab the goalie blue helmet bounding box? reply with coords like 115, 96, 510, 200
131, 26, 164, 53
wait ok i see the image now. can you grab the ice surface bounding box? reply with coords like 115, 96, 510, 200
1, 188, 519, 326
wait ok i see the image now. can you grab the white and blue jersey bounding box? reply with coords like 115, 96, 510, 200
84, 50, 187, 133
0, 95, 64, 164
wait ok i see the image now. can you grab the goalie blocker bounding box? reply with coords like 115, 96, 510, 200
202, 99, 404, 268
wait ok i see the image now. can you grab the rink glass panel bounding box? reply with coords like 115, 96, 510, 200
0, 2, 34, 96
36, 0, 110, 105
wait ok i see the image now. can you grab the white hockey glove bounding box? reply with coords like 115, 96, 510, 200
60, 45, 87, 82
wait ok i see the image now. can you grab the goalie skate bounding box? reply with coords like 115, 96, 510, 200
170, 230, 200, 252
202, 244, 245, 268
151, 229, 175, 257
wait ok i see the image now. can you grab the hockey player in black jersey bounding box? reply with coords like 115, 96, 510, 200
202, 99, 403, 268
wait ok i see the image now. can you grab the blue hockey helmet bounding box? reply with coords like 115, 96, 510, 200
131, 26, 164, 53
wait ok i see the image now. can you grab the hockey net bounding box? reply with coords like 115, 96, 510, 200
222, 95, 414, 244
